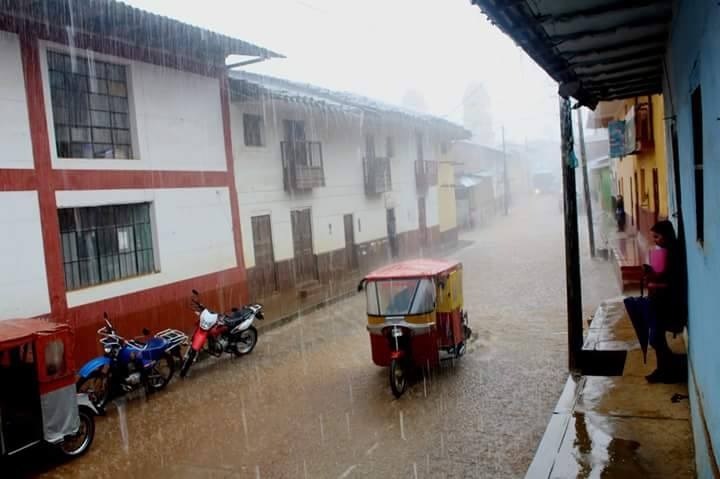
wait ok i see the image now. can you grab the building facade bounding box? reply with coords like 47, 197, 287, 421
664, 1, 720, 475
228, 72, 468, 318
0, 2, 279, 362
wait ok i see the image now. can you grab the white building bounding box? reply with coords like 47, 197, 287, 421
0, 1, 279, 362
228, 72, 468, 310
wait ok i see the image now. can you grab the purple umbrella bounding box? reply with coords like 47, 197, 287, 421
623, 296, 649, 362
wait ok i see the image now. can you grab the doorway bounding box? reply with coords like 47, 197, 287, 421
386, 208, 399, 258
251, 215, 277, 294
291, 208, 317, 283
344, 214, 358, 270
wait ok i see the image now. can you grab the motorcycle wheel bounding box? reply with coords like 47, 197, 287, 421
77, 371, 111, 409
179, 348, 197, 378
58, 407, 95, 458
147, 353, 175, 391
233, 326, 258, 356
389, 359, 408, 398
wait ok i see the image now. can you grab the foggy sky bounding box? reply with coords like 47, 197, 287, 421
124, 0, 561, 146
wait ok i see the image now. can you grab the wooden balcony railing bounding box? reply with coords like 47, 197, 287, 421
281, 141, 325, 191
363, 156, 392, 195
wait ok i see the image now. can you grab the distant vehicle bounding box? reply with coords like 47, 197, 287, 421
532, 171, 557, 195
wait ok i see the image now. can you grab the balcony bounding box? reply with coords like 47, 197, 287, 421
281, 141, 325, 191
363, 156, 392, 195
415, 160, 438, 192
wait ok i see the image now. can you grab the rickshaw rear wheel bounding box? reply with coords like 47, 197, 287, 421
77, 371, 111, 409
57, 407, 95, 458
390, 359, 408, 398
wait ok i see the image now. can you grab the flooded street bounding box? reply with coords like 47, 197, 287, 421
35, 197, 617, 478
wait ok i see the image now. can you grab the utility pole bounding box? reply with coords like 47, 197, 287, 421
559, 97, 583, 373
576, 108, 596, 257
502, 126, 509, 216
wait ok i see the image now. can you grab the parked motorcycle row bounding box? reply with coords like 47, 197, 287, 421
77, 289, 264, 409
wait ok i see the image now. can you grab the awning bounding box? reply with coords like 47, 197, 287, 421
589, 156, 610, 170
470, 1, 672, 108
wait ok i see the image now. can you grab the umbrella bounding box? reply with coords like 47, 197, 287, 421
623, 296, 649, 362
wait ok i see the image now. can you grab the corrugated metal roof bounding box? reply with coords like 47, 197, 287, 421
364, 259, 460, 280
229, 71, 471, 139
0, 0, 282, 64
470, 0, 672, 108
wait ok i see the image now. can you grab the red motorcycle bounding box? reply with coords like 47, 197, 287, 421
179, 289, 264, 378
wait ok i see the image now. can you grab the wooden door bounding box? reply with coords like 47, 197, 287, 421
291, 209, 317, 282
386, 208, 398, 258
344, 214, 358, 270
251, 215, 276, 294
418, 197, 428, 247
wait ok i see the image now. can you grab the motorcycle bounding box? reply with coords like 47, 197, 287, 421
77, 313, 187, 408
179, 289, 263, 378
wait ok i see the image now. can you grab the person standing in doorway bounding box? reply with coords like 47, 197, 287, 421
615, 195, 626, 232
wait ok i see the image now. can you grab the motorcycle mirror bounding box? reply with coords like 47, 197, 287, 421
142, 328, 150, 336
103, 312, 109, 320
357, 279, 365, 292
192, 289, 199, 296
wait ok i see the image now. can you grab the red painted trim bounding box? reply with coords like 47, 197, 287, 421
0, 169, 37, 191
219, 75, 249, 301
20, 35, 67, 317
0, 15, 222, 78
64, 267, 245, 329
50, 169, 229, 190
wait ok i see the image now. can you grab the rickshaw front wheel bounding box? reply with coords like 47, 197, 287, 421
58, 407, 95, 458
390, 359, 408, 398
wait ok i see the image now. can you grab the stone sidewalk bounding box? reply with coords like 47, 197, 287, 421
526, 298, 695, 478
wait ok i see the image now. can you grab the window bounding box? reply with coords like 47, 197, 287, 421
386, 136, 394, 158
365, 134, 376, 158
47, 51, 133, 159
243, 114, 264, 146
691, 86, 704, 244
58, 203, 155, 290
44, 340, 66, 377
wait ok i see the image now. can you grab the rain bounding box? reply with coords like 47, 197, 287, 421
0, 0, 698, 478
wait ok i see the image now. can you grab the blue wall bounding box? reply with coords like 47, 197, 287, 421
665, 1, 720, 476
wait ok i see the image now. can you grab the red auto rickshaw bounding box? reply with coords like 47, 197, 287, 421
359, 259, 471, 397
0, 318, 99, 459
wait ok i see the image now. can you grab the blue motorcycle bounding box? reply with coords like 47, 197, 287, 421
77, 313, 187, 409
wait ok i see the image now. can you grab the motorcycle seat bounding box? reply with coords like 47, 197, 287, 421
223, 308, 254, 327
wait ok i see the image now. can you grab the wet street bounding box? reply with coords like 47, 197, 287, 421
33, 196, 618, 478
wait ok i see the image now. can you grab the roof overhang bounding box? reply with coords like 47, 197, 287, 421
0, 0, 283, 67
470, 0, 672, 109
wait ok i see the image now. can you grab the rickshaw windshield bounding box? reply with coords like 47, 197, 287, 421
366, 278, 435, 316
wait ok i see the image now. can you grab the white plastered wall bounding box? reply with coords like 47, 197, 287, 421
56, 187, 237, 307
38, 41, 227, 172
232, 100, 444, 268
0, 191, 51, 319
0, 32, 34, 170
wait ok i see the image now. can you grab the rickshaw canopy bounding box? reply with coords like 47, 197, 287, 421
0, 318, 68, 351
364, 259, 460, 281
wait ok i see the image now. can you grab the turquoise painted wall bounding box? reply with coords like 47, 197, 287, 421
665, 1, 720, 476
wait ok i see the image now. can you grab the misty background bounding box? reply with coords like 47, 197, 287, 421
123, 0, 561, 149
